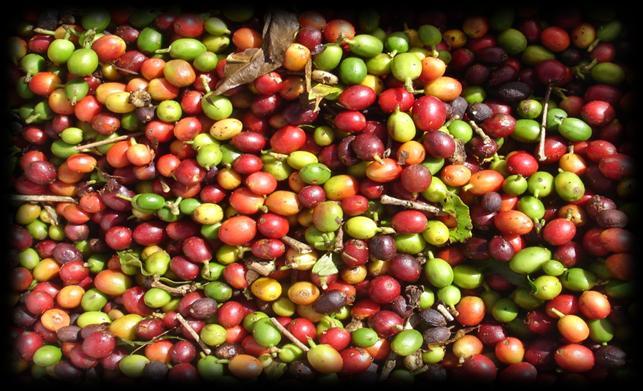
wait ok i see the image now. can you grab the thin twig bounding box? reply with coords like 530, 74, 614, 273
149, 276, 199, 296
445, 326, 479, 345
380, 195, 445, 215
469, 120, 493, 145
537, 84, 553, 162
379, 353, 398, 381
282, 235, 313, 254
175, 313, 211, 354
74, 132, 143, 151
436, 304, 454, 322
587, 38, 601, 53
269, 317, 310, 352
129, 328, 174, 355
333, 226, 344, 252
10, 195, 77, 203
304, 59, 312, 93
113, 66, 139, 75
32, 27, 56, 35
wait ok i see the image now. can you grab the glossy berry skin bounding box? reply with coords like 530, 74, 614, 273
378, 88, 415, 113
506, 151, 538, 177
389, 254, 422, 282
412, 96, 447, 131
581, 101, 614, 127
335, 111, 366, 132
81, 332, 116, 359
462, 354, 497, 382
339, 85, 377, 110
554, 344, 595, 373
482, 113, 516, 138
319, 327, 351, 351
367, 276, 401, 304
341, 347, 373, 374
391, 211, 428, 234
542, 218, 576, 246
423, 131, 456, 158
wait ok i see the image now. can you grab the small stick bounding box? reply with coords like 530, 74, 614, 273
74, 132, 143, 151
282, 235, 313, 254
537, 84, 553, 162
379, 353, 398, 381
380, 195, 445, 215
10, 195, 77, 203
175, 313, 211, 354
130, 328, 174, 355
269, 317, 310, 352
304, 59, 312, 93
446, 326, 479, 345
333, 226, 344, 252
469, 120, 493, 145
436, 304, 454, 322
113, 66, 139, 75
150, 276, 199, 296
159, 179, 171, 193
587, 38, 601, 53
32, 27, 56, 35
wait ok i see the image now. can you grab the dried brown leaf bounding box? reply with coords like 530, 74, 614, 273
449, 139, 467, 164
263, 11, 299, 64
405, 285, 423, 308
212, 10, 299, 95
214, 48, 268, 95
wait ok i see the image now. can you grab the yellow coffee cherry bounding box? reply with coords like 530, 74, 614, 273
283, 43, 311, 71
33, 258, 60, 282
192, 203, 224, 225
287, 281, 320, 305
341, 265, 368, 284
109, 314, 143, 341
141, 245, 163, 261
423, 220, 450, 246
16, 203, 41, 225
105, 91, 135, 113
360, 75, 383, 94
210, 118, 243, 140
443, 29, 467, 48
251, 277, 282, 302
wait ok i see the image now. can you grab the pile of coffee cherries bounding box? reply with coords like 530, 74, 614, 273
9, 6, 636, 384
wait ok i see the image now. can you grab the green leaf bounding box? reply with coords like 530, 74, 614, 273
441, 191, 473, 243
308, 83, 342, 101
526, 274, 537, 293
312, 253, 339, 276
117, 250, 154, 276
